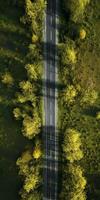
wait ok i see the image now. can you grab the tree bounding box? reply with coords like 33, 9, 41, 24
61, 43, 77, 65
25, 0, 46, 35
63, 85, 77, 105
23, 170, 40, 193
16, 150, 32, 176
63, 128, 83, 162
20, 191, 42, 200
1, 72, 14, 86
17, 150, 41, 198
19, 81, 33, 92
81, 89, 98, 105
25, 63, 41, 80
61, 164, 87, 200
22, 112, 41, 139
67, 164, 87, 200
64, 0, 91, 22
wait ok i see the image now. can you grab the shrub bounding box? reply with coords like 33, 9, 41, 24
33, 145, 42, 159
13, 107, 22, 120
1, 72, 14, 86
96, 112, 100, 120
32, 34, 38, 43
79, 29, 86, 39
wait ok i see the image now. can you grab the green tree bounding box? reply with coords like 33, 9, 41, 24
96, 111, 100, 120
23, 170, 40, 193
61, 164, 87, 200
64, 0, 90, 22
68, 164, 86, 200
13, 107, 22, 120
22, 112, 41, 139
25, 63, 42, 80
16, 150, 32, 176
33, 142, 42, 159
60, 43, 77, 65
63, 85, 77, 105
1, 72, 14, 86
17, 150, 41, 198
63, 128, 83, 162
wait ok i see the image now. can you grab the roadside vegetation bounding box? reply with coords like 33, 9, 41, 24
58, 0, 100, 199
13, 0, 46, 199
0, 0, 45, 199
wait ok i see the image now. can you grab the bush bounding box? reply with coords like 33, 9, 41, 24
96, 112, 100, 120
79, 29, 86, 39
13, 107, 22, 120
1, 72, 14, 86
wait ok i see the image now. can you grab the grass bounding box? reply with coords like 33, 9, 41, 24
0, 1, 32, 199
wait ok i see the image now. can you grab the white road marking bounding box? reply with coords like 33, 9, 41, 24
50, 31, 53, 41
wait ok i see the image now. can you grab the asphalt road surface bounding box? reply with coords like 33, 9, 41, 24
43, 0, 58, 199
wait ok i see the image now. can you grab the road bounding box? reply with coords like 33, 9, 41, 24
43, 0, 58, 199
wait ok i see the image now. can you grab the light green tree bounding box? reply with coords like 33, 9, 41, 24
81, 89, 98, 105
79, 28, 86, 39
22, 112, 41, 139
63, 128, 83, 162
25, 63, 41, 80
23, 171, 40, 193
68, 164, 87, 200
1, 72, 14, 86
96, 112, 100, 120
13, 107, 22, 120
16, 150, 32, 176
33, 143, 42, 159
61, 43, 77, 65
64, 0, 90, 22
63, 85, 77, 105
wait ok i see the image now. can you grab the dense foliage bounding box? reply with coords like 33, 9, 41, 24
59, 0, 100, 199
13, 0, 46, 199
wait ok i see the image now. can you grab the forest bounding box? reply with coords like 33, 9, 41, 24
0, 0, 100, 200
